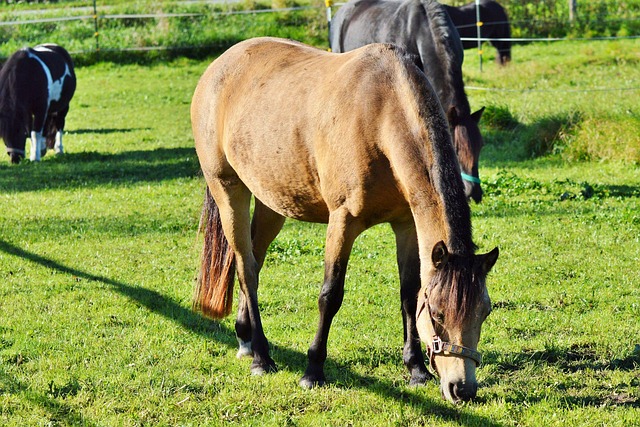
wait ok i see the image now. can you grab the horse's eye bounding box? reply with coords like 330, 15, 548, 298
430, 308, 445, 324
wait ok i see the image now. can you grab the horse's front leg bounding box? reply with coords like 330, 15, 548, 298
392, 221, 433, 385
301, 208, 364, 388
29, 130, 46, 161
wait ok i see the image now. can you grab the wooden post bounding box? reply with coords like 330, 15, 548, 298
476, 0, 483, 72
93, 0, 100, 57
569, 0, 577, 22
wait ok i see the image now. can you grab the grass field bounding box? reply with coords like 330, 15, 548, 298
0, 36, 639, 425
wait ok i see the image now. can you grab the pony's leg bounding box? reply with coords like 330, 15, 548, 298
54, 130, 64, 155
300, 207, 364, 388
208, 181, 277, 375
29, 131, 45, 161
235, 199, 286, 359
30, 109, 47, 161
54, 107, 69, 155
391, 220, 433, 385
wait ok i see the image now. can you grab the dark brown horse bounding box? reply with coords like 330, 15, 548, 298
443, 0, 512, 65
191, 37, 498, 403
330, 0, 485, 202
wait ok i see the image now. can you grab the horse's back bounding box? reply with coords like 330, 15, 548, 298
331, 0, 415, 53
193, 37, 441, 223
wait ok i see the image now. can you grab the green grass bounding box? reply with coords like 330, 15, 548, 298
1, 40, 639, 425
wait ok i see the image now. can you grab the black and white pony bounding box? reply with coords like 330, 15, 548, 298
443, 0, 512, 65
0, 44, 76, 164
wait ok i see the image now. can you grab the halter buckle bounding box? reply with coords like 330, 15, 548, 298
431, 335, 443, 354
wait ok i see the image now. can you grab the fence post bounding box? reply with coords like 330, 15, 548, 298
93, 0, 100, 58
475, 0, 483, 72
326, 0, 333, 48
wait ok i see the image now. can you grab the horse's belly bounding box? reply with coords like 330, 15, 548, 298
229, 150, 330, 223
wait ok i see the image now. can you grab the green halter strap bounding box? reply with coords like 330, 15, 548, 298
461, 172, 481, 184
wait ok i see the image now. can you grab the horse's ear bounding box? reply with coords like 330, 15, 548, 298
479, 247, 499, 274
431, 241, 449, 269
447, 106, 459, 126
471, 107, 485, 123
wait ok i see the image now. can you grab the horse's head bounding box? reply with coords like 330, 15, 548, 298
448, 106, 485, 203
417, 241, 498, 403
496, 49, 511, 66
0, 120, 26, 164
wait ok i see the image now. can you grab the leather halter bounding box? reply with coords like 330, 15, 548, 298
417, 291, 483, 374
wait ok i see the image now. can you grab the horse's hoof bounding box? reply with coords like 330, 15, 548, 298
250, 361, 277, 376
299, 376, 325, 389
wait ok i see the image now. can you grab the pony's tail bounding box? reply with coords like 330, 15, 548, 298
193, 186, 236, 319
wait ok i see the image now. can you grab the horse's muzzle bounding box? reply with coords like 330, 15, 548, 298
449, 380, 478, 403
8, 151, 24, 164
464, 181, 483, 204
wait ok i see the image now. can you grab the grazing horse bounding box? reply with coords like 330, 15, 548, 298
191, 37, 499, 403
330, 0, 485, 203
0, 44, 76, 163
443, 0, 512, 65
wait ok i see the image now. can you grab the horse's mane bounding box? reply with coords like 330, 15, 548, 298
400, 49, 475, 257
421, 0, 471, 117
411, 71, 479, 322
0, 49, 26, 142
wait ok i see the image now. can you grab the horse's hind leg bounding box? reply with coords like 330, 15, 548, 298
301, 207, 365, 388
235, 199, 286, 359
208, 181, 277, 375
53, 106, 69, 154
29, 105, 48, 161
392, 220, 432, 385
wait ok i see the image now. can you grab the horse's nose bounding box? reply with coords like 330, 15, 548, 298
463, 180, 483, 203
451, 381, 477, 402
471, 184, 483, 203
9, 152, 22, 164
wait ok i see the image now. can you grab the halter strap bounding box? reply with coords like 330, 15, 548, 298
461, 172, 481, 184
429, 335, 482, 367
6, 147, 26, 156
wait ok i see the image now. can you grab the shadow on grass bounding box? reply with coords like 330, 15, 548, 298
0, 239, 504, 426
0, 368, 100, 427
480, 345, 640, 408
69, 127, 151, 135
0, 147, 201, 193
479, 108, 581, 167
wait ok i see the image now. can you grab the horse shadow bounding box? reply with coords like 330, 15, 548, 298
0, 368, 100, 427
479, 346, 640, 408
68, 127, 151, 135
0, 146, 201, 193
479, 110, 582, 166
0, 239, 503, 426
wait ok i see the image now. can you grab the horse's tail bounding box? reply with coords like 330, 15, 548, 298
193, 186, 236, 319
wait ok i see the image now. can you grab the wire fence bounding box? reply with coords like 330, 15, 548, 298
1, 0, 639, 74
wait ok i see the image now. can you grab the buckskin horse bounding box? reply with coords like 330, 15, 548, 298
443, 0, 512, 65
0, 44, 76, 163
191, 37, 499, 403
330, 0, 485, 202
